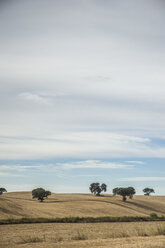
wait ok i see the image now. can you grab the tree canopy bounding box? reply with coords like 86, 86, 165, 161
0, 188, 7, 195
112, 187, 136, 201
89, 182, 107, 196
127, 187, 136, 199
143, 188, 155, 196
112, 187, 120, 196
32, 188, 51, 202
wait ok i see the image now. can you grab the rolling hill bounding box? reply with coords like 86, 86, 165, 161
0, 192, 165, 219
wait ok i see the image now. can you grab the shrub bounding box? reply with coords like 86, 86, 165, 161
150, 213, 158, 219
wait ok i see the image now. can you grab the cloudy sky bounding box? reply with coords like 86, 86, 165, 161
0, 0, 165, 194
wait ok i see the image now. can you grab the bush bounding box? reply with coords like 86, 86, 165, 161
150, 213, 158, 219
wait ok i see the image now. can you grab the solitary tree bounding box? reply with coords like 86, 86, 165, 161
0, 188, 7, 195
112, 187, 136, 201
32, 188, 51, 202
143, 188, 155, 196
89, 182, 107, 196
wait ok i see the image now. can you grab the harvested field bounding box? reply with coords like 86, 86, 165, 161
0, 221, 165, 248
0, 192, 165, 219
1, 192, 165, 247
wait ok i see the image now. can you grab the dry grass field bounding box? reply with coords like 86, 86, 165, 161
0, 221, 165, 248
0, 192, 165, 248
0, 192, 165, 219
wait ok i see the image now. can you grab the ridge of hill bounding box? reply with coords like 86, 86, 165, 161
0, 192, 165, 219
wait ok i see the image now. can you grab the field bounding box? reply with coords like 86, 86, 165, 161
0, 221, 165, 248
0, 192, 165, 248
0, 192, 165, 219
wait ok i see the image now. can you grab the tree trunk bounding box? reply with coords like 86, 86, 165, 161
122, 196, 126, 201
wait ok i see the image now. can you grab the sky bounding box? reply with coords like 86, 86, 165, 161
0, 0, 165, 194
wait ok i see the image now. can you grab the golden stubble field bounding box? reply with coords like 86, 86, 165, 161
0, 221, 165, 248
0, 192, 165, 248
0, 192, 165, 219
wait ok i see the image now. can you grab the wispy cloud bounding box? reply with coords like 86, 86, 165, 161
0, 164, 43, 172
0, 172, 25, 177
0, 160, 135, 172
19, 92, 52, 105
0, 131, 156, 160
125, 161, 145, 165
119, 177, 165, 182
58, 160, 135, 169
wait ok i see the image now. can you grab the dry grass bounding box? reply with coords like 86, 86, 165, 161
17, 235, 45, 244
71, 231, 88, 240
0, 192, 165, 219
0, 192, 165, 247
0, 221, 165, 248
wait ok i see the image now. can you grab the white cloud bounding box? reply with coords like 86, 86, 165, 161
0, 161, 134, 175
19, 92, 52, 105
0, 172, 24, 177
119, 177, 165, 182
125, 161, 145, 165
0, 1, 164, 167
0, 164, 43, 171
59, 160, 135, 169
0, 131, 164, 160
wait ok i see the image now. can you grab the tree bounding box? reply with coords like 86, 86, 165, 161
112, 187, 136, 201
45, 190, 51, 198
127, 187, 136, 199
32, 188, 51, 202
101, 183, 107, 192
112, 187, 120, 196
143, 188, 155, 196
0, 188, 7, 195
117, 188, 129, 201
89, 182, 107, 196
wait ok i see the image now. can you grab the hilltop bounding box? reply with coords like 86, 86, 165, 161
0, 192, 165, 219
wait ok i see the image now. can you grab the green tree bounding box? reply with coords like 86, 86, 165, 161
32, 188, 51, 202
112, 187, 120, 196
0, 188, 7, 195
127, 187, 136, 199
101, 183, 107, 192
117, 188, 129, 201
89, 182, 107, 196
112, 187, 136, 201
143, 188, 155, 196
